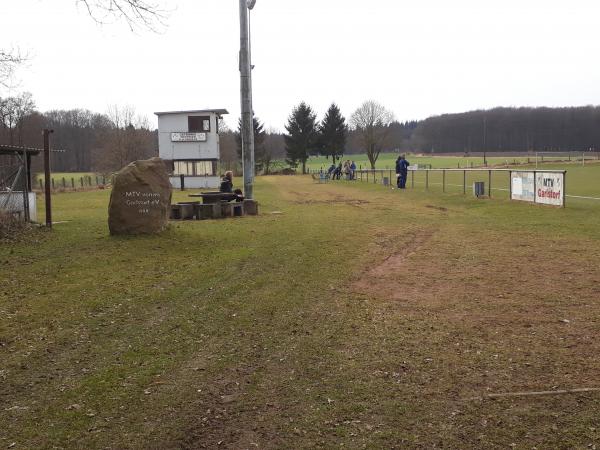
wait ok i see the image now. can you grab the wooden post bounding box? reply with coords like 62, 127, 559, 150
463, 170, 466, 195
488, 170, 492, 197
80, 177, 84, 187
43, 129, 53, 228
426, 170, 429, 190
411, 170, 414, 188
71, 178, 75, 189
62, 177, 66, 189
38, 179, 43, 191
443, 170, 446, 193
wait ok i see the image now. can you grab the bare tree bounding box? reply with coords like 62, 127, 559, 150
0, 92, 35, 145
77, 0, 168, 30
0, 49, 26, 89
350, 100, 395, 169
95, 105, 155, 171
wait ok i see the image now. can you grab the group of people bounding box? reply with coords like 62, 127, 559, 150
327, 160, 357, 180
221, 155, 410, 191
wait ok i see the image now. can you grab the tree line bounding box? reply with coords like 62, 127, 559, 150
3, 91, 600, 175
0, 92, 156, 174
411, 106, 600, 154
280, 103, 600, 171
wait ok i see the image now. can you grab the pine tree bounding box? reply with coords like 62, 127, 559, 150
284, 102, 317, 174
318, 103, 347, 164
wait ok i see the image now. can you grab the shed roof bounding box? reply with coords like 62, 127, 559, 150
0, 144, 42, 156
154, 109, 229, 116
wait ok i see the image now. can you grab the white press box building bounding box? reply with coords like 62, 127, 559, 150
155, 109, 229, 189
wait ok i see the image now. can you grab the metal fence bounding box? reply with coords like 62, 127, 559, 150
311, 167, 600, 205
35, 175, 109, 192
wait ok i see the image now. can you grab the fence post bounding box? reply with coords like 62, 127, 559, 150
367, 171, 369, 183
51, 178, 55, 190
488, 170, 492, 197
71, 178, 75, 189
180, 174, 185, 191
443, 170, 446, 193
426, 170, 429, 190
62, 177, 66, 189
508, 171, 512, 200
96, 176, 99, 185
80, 177, 84, 187
38, 179, 43, 191
411, 170, 414, 188
463, 170, 466, 195
563, 171, 567, 208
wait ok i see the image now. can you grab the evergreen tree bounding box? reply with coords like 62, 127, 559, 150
235, 116, 267, 173
284, 102, 317, 174
318, 103, 347, 164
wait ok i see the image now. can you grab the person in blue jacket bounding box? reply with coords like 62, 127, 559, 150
327, 163, 336, 179
395, 155, 410, 189
350, 160, 357, 180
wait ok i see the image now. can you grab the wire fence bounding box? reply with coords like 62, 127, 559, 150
35, 174, 110, 192
310, 168, 600, 203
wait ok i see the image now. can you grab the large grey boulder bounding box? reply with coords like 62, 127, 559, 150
108, 158, 172, 235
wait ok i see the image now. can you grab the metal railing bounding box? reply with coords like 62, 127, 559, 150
312, 168, 594, 206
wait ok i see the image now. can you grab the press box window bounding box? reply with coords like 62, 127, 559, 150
188, 116, 211, 132
173, 160, 216, 176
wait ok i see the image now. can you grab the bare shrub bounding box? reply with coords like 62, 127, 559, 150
0, 210, 30, 242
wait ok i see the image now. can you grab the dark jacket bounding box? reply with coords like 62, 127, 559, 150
396, 158, 410, 174
220, 178, 233, 193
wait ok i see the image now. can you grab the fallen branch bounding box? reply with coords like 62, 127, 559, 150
465, 387, 600, 401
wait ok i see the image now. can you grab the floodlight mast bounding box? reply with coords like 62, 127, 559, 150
239, 0, 255, 199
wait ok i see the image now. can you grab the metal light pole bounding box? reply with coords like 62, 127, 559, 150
239, 0, 255, 199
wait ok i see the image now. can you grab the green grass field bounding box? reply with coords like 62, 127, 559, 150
306, 152, 600, 171
2, 174, 600, 448
305, 153, 535, 171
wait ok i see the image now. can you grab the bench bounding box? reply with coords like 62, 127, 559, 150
221, 202, 244, 217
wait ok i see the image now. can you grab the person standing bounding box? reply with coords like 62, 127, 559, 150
395, 155, 410, 189
350, 160, 357, 180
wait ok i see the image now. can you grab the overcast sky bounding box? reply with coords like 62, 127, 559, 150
2, 0, 600, 131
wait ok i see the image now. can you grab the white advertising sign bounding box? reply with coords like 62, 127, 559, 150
171, 132, 207, 142
535, 172, 564, 206
511, 172, 535, 203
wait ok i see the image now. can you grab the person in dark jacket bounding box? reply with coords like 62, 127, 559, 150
395, 155, 410, 189
220, 171, 234, 193
327, 164, 336, 179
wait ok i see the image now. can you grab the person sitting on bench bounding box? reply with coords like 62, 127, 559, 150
220, 171, 234, 193
233, 188, 245, 202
